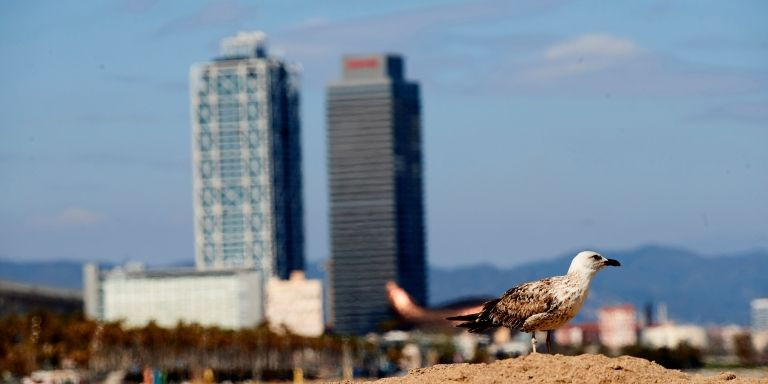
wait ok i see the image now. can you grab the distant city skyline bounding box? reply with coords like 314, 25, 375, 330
0, 1, 766, 268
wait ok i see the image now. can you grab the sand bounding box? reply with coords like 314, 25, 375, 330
348, 354, 767, 384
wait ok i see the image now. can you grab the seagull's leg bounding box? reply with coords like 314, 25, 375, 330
530, 332, 537, 354
546, 330, 553, 354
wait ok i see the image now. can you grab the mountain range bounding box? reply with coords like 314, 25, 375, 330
2, 245, 766, 325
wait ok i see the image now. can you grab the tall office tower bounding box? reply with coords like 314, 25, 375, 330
327, 54, 427, 334
190, 32, 304, 279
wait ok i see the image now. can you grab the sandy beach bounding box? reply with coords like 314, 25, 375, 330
335, 354, 767, 384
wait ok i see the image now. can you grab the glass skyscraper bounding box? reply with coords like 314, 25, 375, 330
190, 32, 303, 279
327, 54, 427, 334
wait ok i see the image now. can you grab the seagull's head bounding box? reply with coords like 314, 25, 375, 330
568, 250, 621, 276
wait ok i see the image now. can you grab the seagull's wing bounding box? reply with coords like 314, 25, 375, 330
488, 277, 556, 329
447, 277, 556, 333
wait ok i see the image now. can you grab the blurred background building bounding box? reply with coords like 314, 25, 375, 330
598, 304, 637, 350
81, 32, 319, 335
327, 54, 427, 335
265, 270, 324, 336
84, 263, 324, 334
0, 279, 82, 316
190, 31, 304, 278
84, 263, 264, 329
751, 298, 768, 331
642, 322, 708, 350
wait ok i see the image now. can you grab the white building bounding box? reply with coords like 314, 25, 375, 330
752, 330, 768, 353
642, 323, 708, 349
86, 264, 264, 329
598, 304, 637, 349
751, 298, 768, 331
707, 325, 748, 354
555, 324, 584, 346
265, 271, 323, 336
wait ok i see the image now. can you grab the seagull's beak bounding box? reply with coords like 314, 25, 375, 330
603, 258, 621, 267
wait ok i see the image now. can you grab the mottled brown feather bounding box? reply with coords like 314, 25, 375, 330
448, 276, 571, 333
488, 278, 555, 329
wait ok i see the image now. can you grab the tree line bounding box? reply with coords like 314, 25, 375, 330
0, 311, 367, 381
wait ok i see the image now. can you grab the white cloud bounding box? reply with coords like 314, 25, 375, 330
546, 34, 640, 61
271, 9, 763, 99
506, 51, 768, 97
28, 207, 109, 229
270, 0, 570, 87
524, 34, 641, 79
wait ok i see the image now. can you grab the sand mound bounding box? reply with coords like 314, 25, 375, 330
368, 354, 766, 384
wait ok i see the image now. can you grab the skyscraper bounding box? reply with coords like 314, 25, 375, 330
190, 32, 303, 279
327, 54, 427, 334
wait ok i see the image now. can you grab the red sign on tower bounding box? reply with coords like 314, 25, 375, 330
345, 58, 379, 69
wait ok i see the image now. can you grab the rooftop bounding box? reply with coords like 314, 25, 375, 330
218, 31, 268, 60
0, 279, 82, 300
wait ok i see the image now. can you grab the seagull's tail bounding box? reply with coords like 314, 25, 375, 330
445, 313, 477, 322
446, 299, 500, 333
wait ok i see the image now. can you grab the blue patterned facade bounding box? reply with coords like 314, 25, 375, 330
190, 33, 304, 279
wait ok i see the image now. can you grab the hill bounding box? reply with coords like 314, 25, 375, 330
0, 259, 85, 290
368, 354, 763, 384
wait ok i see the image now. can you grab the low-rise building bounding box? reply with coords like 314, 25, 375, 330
555, 323, 600, 347
265, 271, 323, 336
555, 324, 584, 346
751, 298, 768, 331
85, 263, 264, 329
642, 323, 708, 349
0, 280, 82, 316
598, 304, 637, 349
751, 329, 768, 354
707, 325, 747, 355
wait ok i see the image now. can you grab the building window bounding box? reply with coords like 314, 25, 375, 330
217, 71, 239, 95
199, 132, 212, 151
203, 216, 216, 232
218, 100, 241, 123
249, 157, 261, 177
248, 130, 260, 148
198, 103, 211, 124
221, 186, 243, 206
220, 157, 243, 179
250, 186, 261, 203
202, 187, 215, 205
222, 211, 244, 234
246, 70, 258, 92
250, 214, 262, 232
204, 244, 215, 259
200, 160, 214, 179
219, 130, 241, 151
247, 101, 259, 121
252, 241, 263, 256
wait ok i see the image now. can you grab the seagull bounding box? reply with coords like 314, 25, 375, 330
447, 251, 621, 353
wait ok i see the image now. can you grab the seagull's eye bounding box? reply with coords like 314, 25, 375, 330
591, 255, 601, 260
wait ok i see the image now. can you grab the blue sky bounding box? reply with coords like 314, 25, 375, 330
0, 0, 766, 267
